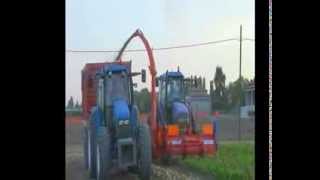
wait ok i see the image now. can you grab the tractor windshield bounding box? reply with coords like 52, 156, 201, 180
167, 78, 184, 102
105, 72, 130, 105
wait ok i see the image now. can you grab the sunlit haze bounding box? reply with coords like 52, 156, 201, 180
66, 0, 255, 105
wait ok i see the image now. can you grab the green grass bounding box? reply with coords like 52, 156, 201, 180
181, 142, 254, 180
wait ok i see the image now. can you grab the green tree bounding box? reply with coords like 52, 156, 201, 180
134, 88, 151, 113
75, 100, 80, 108
139, 88, 151, 113
67, 96, 74, 109
214, 67, 226, 94
227, 77, 250, 110
211, 66, 228, 111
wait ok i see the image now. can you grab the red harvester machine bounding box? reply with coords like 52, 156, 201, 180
114, 29, 217, 160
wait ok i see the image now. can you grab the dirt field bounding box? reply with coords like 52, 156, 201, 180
65, 115, 214, 180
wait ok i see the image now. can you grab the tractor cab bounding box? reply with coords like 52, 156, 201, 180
157, 70, 191, 134
158, 71, 185, 106
159, 72, 184, 104
96, 63, 146, 128
104, 67, 130, 105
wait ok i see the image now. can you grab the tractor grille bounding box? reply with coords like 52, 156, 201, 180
116, 125, 131, 138
117, 138, 136, 168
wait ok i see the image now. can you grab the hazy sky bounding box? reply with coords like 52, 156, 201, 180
66, 0, 255, 105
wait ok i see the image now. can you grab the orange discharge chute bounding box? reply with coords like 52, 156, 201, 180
113, 29, 159, 157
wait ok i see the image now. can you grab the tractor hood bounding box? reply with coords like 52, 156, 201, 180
113, 99, 130, 120
172, 102, 189, 120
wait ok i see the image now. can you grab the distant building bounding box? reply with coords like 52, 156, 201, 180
241, 80, 255, 119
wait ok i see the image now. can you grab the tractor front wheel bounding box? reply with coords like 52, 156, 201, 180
137, 124, 152, 180
161, 154, 172, 165
96, 127, 111, 180
88, 117, 97, 178
83, 126, 89, 170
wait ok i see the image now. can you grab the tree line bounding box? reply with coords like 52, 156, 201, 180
66, 96, 81, 109
66, 66, 253, 114
210, 66, 254, 113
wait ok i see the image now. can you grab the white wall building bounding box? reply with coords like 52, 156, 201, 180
241, 81, 255, 119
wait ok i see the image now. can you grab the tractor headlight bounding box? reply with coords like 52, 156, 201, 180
119, 120, 124, 126
119, 120, 129, 126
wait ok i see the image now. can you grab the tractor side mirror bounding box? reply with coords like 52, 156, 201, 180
155, 77, 159, 87
141, 69, 146, 83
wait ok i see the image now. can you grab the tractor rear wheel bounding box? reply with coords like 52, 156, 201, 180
96, 127, 111, 180
83, 126, 89, 169
88, 117, 97, 178
137, 124, 152, 180
161, 154, 172, 165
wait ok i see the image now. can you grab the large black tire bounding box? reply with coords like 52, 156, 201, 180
96, 127, 111, 180
83, 126, 89, 170
137, 124, 152, 180
88, 117, 97, 178
161, 154, 172, 165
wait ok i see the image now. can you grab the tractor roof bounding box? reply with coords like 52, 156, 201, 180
159, 71, 184, 80
105, 64, 128, 72
97, 63, 129, 76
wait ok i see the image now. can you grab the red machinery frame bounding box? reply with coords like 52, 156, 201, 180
114, 29, 216, 159
114, 29, 160, 157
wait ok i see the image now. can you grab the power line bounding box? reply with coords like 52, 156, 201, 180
153, 38, 237, 50
243, 38, 255, 41
66, 37, 255, 53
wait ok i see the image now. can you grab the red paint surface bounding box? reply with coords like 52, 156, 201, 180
195, 111, 209, 118
113, 29, 159, 158
165, 134, 216, 156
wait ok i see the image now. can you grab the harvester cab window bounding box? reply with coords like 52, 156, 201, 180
105, 72, 130, 106
167, 78, 183, 102
159, 80, 166, 103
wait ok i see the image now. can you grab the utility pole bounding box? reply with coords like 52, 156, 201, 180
240, 25, 242, 79
238, 25, 242, 141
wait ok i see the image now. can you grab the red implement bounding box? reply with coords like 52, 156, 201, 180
113, 29, 216, 159
163, 127, 216, 157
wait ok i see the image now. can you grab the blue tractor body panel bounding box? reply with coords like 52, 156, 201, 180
172, 102, 189, 120
96, 63, 129, 77
90, 106, 104, 129
130, 105, 139, 129
112, 99, 130, 120
104, 64, 129, 73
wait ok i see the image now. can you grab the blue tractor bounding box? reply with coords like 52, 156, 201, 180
83, 62, 152, 180
153, 68, 217, 160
